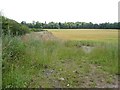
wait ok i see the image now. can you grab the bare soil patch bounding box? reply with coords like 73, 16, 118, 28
22, 31, 57, 42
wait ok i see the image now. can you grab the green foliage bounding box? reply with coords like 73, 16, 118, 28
22, 21, 119, 29
2, 35, 26, 61
2, 16, 30, 36
30, 28, 45, 32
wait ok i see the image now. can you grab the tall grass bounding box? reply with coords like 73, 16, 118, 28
2, 35, 61, 88
2, 35, 118, 88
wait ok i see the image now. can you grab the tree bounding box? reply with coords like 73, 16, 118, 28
2, 16, 29, 36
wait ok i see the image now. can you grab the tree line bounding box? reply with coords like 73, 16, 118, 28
21, 21, 120, 29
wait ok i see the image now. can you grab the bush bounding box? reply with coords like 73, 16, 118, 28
2, 16, 30, 36
30, 28, 45, 32
2, 36, 26, 61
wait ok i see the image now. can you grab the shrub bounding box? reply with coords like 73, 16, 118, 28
2, 36, 26, 61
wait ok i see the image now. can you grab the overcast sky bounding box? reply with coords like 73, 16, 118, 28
0, 0, 119, 23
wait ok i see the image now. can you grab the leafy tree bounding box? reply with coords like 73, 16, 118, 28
2, 16, 29, 36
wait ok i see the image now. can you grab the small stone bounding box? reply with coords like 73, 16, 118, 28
50, 70, 54, 73
100, 79, 104, 82
67, 84, 70, 87
59, 77, 65, 81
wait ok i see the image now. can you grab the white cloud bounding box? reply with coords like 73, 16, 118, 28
0, 0, 119, 23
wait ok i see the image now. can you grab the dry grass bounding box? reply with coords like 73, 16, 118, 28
47, 29, 118, 42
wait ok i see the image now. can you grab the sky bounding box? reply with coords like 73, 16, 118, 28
0, 0, 119, 23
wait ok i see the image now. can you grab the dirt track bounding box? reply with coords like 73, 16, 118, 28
22, 31, 57, 42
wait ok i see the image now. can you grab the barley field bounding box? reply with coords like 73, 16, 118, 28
47, 29, 118, 42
